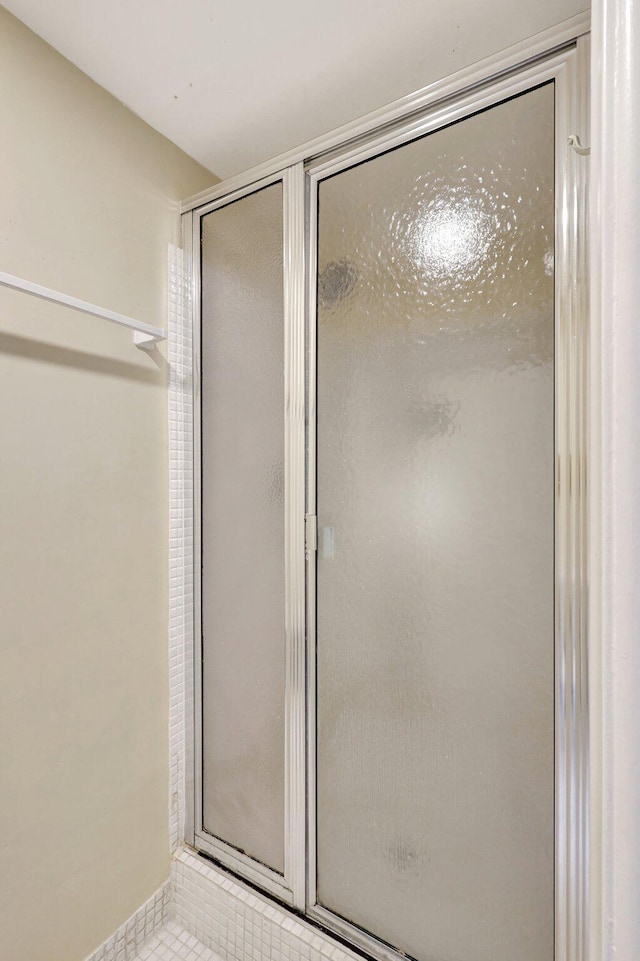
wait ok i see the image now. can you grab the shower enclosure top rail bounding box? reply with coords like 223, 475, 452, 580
179, 11, 589, 214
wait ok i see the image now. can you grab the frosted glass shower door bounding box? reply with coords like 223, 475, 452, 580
200, 183, 286, 879
314, 85, 555, 961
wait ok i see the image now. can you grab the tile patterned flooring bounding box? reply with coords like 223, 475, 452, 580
135, 922, 222, 961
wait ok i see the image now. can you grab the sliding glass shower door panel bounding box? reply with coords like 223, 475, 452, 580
200, 183, 285, 876
314, 84, 555, 961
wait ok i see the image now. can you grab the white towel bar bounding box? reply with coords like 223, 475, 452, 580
0, 270, 166, 350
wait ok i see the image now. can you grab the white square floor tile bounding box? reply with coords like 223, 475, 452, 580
135, 922, 223, 961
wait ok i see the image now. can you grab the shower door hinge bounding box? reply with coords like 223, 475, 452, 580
305, 514, 317, 552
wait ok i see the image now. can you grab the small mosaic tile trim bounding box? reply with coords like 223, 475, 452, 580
173, 849, 359, 961
85, 883, 171, 961
168, 242, 194, 854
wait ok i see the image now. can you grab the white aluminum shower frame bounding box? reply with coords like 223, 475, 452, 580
182, 12, 590, 961
186, 165, 306, 908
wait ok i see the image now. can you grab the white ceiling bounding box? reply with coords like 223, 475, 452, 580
4, 0, 586, 180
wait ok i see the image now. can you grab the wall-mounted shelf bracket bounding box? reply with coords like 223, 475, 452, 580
133, 330, 163, 350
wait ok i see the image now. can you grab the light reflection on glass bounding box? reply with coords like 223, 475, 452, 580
410, 200, 492, 278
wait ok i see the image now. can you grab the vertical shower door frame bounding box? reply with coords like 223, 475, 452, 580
186, 165, 307, 909
305, 37, 589, 961
183, 15, 590, 961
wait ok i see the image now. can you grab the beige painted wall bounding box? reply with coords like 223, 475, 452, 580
0, 8, 214, 961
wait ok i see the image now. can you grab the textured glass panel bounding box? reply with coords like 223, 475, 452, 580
201, 184, 285, 874
316, 85, 555, 961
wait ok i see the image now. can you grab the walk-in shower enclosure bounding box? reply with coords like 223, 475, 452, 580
181, 27, 589, 961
